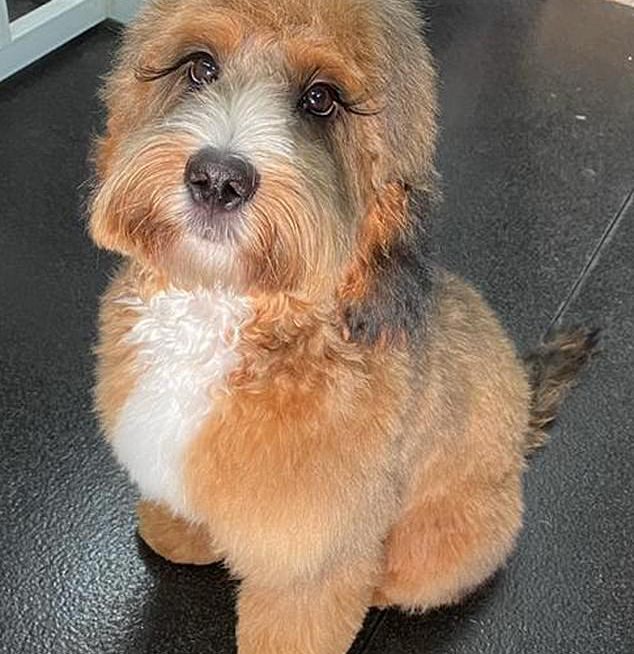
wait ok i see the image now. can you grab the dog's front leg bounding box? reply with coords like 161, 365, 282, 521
236, 557, 377, 654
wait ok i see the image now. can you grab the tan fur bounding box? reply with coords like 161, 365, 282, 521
137, 500, 222, 565
91, 1, 593, 652
374, 276, 529, 609
339, 181, 409, 304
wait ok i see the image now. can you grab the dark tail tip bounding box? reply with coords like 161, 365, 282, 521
523, 327, 600, 452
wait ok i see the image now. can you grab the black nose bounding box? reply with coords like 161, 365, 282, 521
185, 148, 259, 212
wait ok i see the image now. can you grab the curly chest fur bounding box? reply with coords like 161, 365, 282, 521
111, 289, 251, 517
108, 286, 401, 581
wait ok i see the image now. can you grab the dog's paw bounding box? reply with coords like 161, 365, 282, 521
137, 501, 221, 566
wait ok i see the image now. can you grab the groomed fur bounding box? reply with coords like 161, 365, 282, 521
89, 2, 596, 653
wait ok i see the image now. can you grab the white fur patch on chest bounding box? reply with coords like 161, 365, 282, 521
112, 288, 250, 517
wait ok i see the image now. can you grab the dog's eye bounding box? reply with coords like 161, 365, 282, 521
300, 83, 338, 118
188, 53, 220, 88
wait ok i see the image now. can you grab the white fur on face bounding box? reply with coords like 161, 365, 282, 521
136, 80, 300, 283
165, 79, 296, 170
112, 289, 251, 518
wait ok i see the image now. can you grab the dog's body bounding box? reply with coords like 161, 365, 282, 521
91, 1, 595, 651
99, 263, 529, 601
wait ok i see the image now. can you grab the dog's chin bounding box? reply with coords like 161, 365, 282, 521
151, 199, 251, 290
153, 227, 245, 293
187, 204, 246, 246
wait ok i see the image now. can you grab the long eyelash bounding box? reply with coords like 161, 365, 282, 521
336, 94, 382, 118
135, 52, 205, 82
347, 103, 383, 117
302, 68, 381, 118
336, 88, 383, 117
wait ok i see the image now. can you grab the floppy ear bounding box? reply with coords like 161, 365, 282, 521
334, 1, 438, 346
338, 182, 435, 345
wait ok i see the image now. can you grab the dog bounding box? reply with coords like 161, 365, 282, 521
89, 1, 596, 652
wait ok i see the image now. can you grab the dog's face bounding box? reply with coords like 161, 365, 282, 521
91, 0, 437, 336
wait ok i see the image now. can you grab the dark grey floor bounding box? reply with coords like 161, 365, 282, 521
0, 1, 632, 653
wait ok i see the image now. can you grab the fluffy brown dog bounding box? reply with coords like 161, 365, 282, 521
90, 1, 596, 652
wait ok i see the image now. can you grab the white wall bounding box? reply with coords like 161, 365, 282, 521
108, 0, 143, 23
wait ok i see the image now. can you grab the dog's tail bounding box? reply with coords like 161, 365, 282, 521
523, 327, 600, 452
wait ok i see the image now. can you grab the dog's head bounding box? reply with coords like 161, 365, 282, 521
91, 0, 437, 343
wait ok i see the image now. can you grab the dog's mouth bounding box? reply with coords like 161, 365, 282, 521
187, 201, 248, 244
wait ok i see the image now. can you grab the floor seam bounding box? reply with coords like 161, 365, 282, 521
545, 185, 634, 336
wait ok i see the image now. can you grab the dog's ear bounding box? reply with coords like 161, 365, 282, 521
337, 4, 438, 346
92, 3, 171, 181
377, 3, 438, 193
338, 182, 435, 345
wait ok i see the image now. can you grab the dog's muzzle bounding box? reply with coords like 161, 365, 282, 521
185, 147, 260, 215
